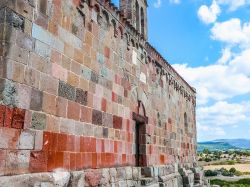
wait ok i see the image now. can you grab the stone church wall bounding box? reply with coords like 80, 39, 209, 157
0, 0, 204, 186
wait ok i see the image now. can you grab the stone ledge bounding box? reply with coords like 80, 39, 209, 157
158, 172, 181, 183
0, 166, 194, 187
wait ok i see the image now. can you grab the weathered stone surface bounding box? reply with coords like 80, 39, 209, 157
0, 171, 71, 187
85, 170, 101, 187
1, 8, 25, 31
69, 171, 85, 187
92, 109, 102, 126
31, 112, 46, 130
18, 130, 35, 149
0, 78, 17, 107
58, 81, 76, 101
75, 88, 88, 105
30, 88, 43, 111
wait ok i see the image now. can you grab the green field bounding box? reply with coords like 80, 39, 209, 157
211, 179, 250, 187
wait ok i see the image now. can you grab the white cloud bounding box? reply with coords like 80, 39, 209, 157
154, 0, 162, 8
230, 48, 250, 76
173, 61, 250, 105
217, 0, 250, 11
154, 0, 181, 8
198, 0, 221, 24
198, 125, 226, 137
211, 18, 250, 48
169, 0, 180, 4
198, 101, 250, 126
217, 48, 232, 64
174, 17, 250, 105
197, 100, 250, 141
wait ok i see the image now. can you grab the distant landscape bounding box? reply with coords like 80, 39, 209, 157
198, 139, 250, 186
198, 139, 250, 152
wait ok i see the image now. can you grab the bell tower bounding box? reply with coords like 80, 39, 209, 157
120, 0, 148, 40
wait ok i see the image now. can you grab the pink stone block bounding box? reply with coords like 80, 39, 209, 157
93, 95, 101, 110
51, 63, 67, 81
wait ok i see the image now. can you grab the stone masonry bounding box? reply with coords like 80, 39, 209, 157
0, 0, 207, 186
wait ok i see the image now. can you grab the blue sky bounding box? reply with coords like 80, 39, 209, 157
112, 0, 250, 141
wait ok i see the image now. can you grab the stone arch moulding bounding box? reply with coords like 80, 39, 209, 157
132, 100, 148, 124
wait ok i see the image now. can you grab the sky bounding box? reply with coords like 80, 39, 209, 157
112, 0, 250, 142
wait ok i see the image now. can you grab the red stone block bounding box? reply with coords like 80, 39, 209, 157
96, 153, 102, 168
101, 98, 107, 112
54, 151, 64, 169
57, 133, 68, 151
104, 46, 110, 59
114, 141, 118, 153
101, 153, 106, 168
113, 115, 122, 129
42, 131, 51, 152
90, 138, 96, 152
67, 135, 75, 152
106, 153, 114, 167
80, 136, 85, 152
12, 108, 25, 129
4, 107, 14, 128
122, 154, 126, 165
49, 132, 58, 152
29, 151, 47, 173
47, 151, 55, 171
63, 152, 70, 170
92, 153, 97, 169
0, 105, 6, 127
81, 137, 96, 153
81, 153, 86, 168
160, 154, 165, 164
70, 153, 76, 171
75, 153, 82, 170
85, 153, 92, 168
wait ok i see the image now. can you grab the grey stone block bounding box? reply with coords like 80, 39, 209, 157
58, 81, 76, 101
30, 88, 43, 111
0, 78, 17, 107
75, 88, 87, 105
31, 112, 46, 130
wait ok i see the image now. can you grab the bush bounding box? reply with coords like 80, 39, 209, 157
219, 168, 233, 177
229, 167, 236, 174
234, 170, 242, 176
204, 170, 218, 177
211, 179, 250, 186
204, 157, 212, 162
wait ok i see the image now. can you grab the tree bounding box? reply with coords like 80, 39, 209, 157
203, 148, 210, 155
229, 167, 236, 174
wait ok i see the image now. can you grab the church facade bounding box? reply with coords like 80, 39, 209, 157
0, 0, 205, 186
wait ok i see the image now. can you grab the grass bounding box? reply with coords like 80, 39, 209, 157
211, 179, 250, 187
211, 160, 239, 165
204, 164, 250, 172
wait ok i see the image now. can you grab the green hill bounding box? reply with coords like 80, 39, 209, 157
198, 142, 239, 152
198, 139, 250, 152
